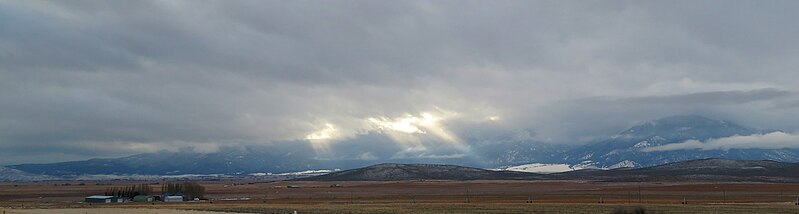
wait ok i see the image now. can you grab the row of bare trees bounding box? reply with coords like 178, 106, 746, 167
104, 184, 152, 198
103, 182, 205, 200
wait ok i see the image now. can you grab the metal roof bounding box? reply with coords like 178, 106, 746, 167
86, 195, 114, 199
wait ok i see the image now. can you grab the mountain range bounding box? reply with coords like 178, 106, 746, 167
557, 115, 799, 168
4, 115, 799, 178
8, 145, 320, 176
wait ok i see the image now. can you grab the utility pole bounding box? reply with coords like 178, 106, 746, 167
628, 191, 631, 204
637, 184, 642, 204
465, 188, 471, 203
723, 189, 726, 203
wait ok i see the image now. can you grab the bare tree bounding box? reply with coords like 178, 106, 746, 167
104, 184, 152, 198
161, 182, 206, 200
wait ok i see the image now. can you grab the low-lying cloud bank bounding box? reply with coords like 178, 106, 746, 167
643, 132, 799, 152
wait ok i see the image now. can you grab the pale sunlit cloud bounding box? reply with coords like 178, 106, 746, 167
367, 111, 461, 144
305, 123, 337, 140
368, 115, 427, 134
305, 123, 338, 153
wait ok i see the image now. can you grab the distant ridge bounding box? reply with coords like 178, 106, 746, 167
0, 166, 54, 181
298, 163, 542, 181
302, 159, 799, 182
550, 158, 799, 182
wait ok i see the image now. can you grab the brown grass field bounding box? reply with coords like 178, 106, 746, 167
3, 180, 799, 213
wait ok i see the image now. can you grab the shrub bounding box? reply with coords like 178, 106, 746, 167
612, 206, 647, 214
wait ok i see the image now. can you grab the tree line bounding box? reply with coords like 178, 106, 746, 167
161, 182, 205, 199
104, 184, 152, 198
102, 182, 205, 200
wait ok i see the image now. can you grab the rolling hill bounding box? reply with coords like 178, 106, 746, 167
550, 158, 799, 182
7, 146, 321, 176
299, 163, 542, 181
301, 159, 799, 182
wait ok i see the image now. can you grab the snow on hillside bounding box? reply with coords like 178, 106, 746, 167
250, 169, 340, 176
0, 166, 54, 181
494, 163, 573, 174
275, 169, 339, 176
609, 160, 640, 169
496, 160, 639, 174
570, 161, 601, 170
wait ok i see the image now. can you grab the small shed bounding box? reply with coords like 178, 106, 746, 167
85, 195, 115, 203
133, 195, 154, 202
163, 195, 184, 202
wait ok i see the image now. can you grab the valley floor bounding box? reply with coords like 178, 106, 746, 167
2, 208, 239, 214
3, 203, 799, 214
3, 180, 799, 213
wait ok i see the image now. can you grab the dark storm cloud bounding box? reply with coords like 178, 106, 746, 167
623, 89, 795, 105
2, 1, 799, 164
526, 89, 799, 144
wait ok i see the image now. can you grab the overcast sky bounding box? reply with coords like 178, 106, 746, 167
2, 1, 799, 165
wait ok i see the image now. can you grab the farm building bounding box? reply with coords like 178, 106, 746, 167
163, 195, 184, 202
132, 195, 154, 202
85, 195, 126, 203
